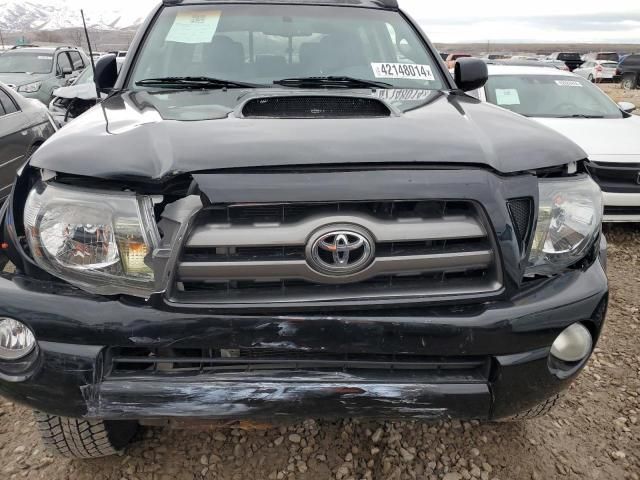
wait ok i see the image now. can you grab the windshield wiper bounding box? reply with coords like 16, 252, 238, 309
273, 76, 393, 89
135, 76, 264, 89
556, 114, 605, 119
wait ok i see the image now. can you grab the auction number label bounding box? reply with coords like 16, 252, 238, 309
555, 80, 583, 87
371, 63, 435, 81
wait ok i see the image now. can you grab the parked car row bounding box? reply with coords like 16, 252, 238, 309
439, 50, 640, 89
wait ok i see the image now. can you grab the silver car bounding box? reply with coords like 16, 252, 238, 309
0, 81, 57, 202
0, 47, 90, 105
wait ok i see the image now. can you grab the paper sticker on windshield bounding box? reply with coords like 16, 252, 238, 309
371, 63, 435, 81
37, 56, 53, 60
495, 88, 520, 106
555, 80, 583, 87
166, 10, 221, 44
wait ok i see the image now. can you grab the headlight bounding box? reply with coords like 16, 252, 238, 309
24, 182, 160, 297
17, 81, 42, 93
527, 176, 602, 276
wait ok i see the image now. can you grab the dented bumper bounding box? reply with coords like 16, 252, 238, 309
0, 257, 608, 422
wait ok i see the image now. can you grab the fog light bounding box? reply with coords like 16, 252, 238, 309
550, 323, 592, 363
0, 318, 36, 360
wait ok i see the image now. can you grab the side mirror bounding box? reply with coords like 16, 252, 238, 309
94, 54, 118, 92
59, 66, 73, 77
618, 101, 636, 113
455, 58, 488, 92
398, 39, 412, 57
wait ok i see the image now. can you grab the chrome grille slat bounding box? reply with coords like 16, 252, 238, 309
178, 250, 493, 283
170, 200, 502, 306
187, 214, 486, 248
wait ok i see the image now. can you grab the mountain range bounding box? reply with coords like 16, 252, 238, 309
0, 0, 153, 31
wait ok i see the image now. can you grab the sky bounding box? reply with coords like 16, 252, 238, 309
81, 0, 640, 44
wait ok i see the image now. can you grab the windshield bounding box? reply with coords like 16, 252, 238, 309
0, 51, 53, 74
130, 4, 445, 90
597, 53, 619, 62
484, 74, 624, 119
75, 67, 94, 84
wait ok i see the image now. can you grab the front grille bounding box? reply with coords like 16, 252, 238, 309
604, 206, 640, 216
508, 198, 534, 249
170, 200, 502, 306
106, 346, 491, 383
242, 96, 391, 118
587, 162, 640, 193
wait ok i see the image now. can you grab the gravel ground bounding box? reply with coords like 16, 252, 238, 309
0, 225, 638, 479
598, 83, 640, 113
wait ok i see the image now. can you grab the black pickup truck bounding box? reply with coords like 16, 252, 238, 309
618, 54, 640, 90
0, 0, 607, 458
548, 52, 584, 71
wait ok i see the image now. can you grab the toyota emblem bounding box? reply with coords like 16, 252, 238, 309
306, 226, 375, 276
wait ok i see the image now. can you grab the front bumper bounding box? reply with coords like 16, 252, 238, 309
0, 257, 608, 422
603, 191, 640, 222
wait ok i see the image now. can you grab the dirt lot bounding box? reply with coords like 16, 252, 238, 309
1, 88, 639, 480
598, 83, 640, 113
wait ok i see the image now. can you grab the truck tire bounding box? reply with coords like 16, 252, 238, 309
622, 74, 638, 90
497, 394, 561, 422
35, 412, 138, 459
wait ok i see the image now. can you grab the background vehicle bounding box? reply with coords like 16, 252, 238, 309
483, 53, 511, 60
617, 54, 640, 90
582, 52, 619, 63
473, 65, 640, 222
110, 50, 128, 68
488, 59, 568, 70
0, 81, 56, 203
547, 52, 584, 71
0, 0, 607, 459
445, 53, 471, 69
49, 67, 99, 127
0, 47, 90, 104
574, 60, 620, 83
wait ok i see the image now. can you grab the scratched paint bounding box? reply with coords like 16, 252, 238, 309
81, 371, 491, 420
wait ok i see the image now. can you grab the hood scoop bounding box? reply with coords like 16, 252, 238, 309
242, 95, 391, 119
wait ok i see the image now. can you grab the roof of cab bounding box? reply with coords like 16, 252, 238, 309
162, 0, 399, 9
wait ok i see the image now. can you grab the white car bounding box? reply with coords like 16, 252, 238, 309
471, 66, 640, 222
573, 60, 620, 83
115, 50, 127, 68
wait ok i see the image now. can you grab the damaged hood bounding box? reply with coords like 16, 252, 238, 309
31, 88, 586, 180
